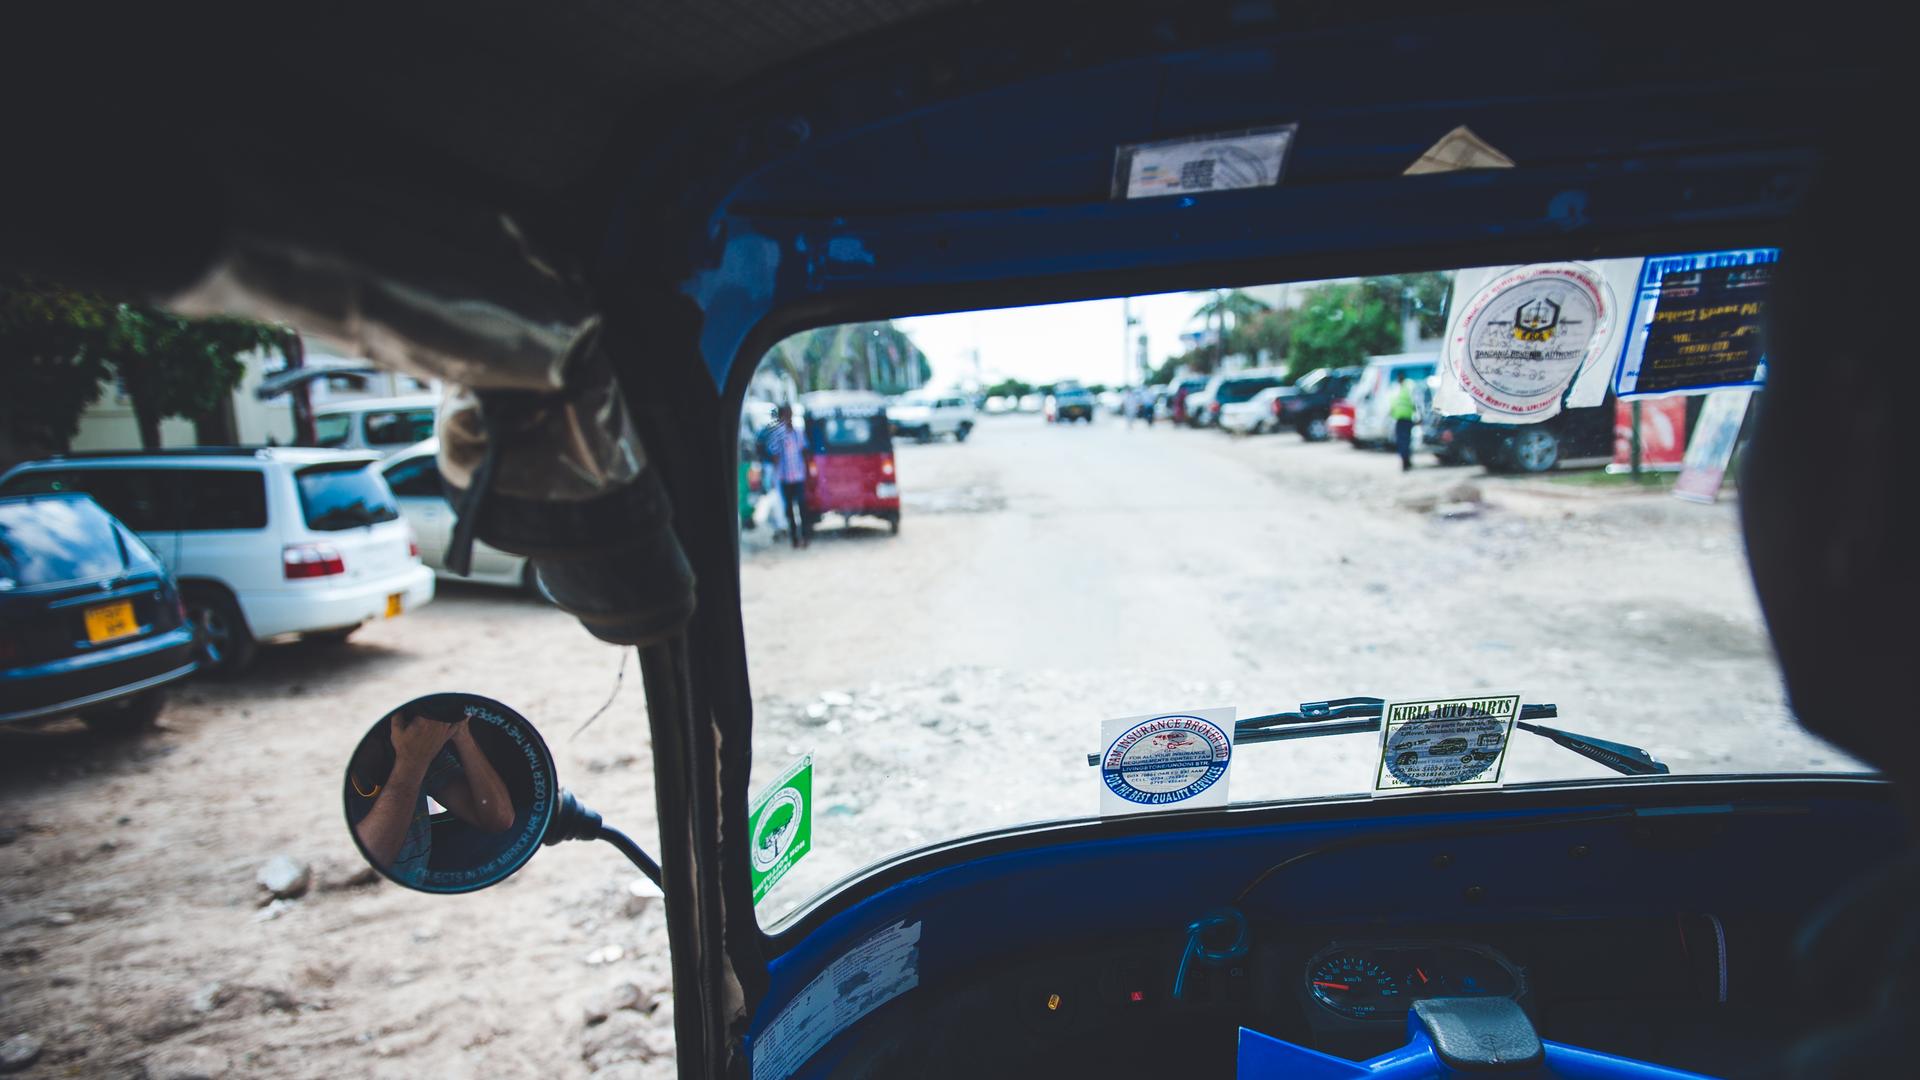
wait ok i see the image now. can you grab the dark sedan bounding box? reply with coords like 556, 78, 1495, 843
1, 493, 198, 729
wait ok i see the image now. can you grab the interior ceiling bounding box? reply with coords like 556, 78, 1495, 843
245, 0, 979, 195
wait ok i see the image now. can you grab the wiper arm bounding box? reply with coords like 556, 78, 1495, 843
1514, 721, 1669, 776
1086, 697, 1670, 777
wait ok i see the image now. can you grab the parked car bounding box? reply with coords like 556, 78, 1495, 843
312, 394, 439, 456
1347, 353, 1438, 447
1167, 375, 1210, 424
382, 439, 535, 590
1207, 373, 1289, 433
0, 448, 435, 674
1267, 366, 1363, 440
888, 392, 977, 442
1222, 385, 1286, 434
1424, 411, 1482, 466
1044, 382, 1096, 423
1328, 396, 1357, 442
0, 493, 200, 729
1427, 397, 1619, 473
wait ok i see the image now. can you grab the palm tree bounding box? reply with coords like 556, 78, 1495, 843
1189, 289, 1273, 370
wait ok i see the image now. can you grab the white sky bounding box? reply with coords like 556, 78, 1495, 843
896, 291, 1213, 389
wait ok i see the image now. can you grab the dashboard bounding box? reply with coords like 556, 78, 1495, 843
826, 913, 1788, 1078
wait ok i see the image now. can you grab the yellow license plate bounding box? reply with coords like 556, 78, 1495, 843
385, 593, 404, 618
85, 600, 138, 644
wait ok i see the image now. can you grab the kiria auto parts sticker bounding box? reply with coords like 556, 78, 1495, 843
748, 755, 812, 904
1374, 694, 1520, 795
1098, 708, 1235, 815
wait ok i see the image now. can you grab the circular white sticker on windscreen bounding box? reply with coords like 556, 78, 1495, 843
1450, 264, 1616, 418
1101, 714, 1233, 807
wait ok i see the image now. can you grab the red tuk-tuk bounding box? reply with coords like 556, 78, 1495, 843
799, 391, 900, 535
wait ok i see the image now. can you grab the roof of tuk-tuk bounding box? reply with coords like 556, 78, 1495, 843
8, 2, 1885, 399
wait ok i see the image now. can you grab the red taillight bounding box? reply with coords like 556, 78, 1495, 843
283, 543, 345, 579
1272, 398, 1284, 417
881, 455, 895, 477
407, 530, 420, 559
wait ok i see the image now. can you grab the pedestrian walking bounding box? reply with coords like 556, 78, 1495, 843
759, 405, 811, 548
1389, 370, 1418, 472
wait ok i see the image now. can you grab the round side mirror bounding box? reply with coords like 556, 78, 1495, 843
342, 693, 556, 894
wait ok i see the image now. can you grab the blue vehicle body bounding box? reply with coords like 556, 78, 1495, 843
0, 493, 198, 725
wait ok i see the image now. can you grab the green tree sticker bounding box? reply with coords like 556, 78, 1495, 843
749, 756, 812, 904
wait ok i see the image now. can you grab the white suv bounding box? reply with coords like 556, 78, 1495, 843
888, 392, 977, 442
0, 449, 434, 674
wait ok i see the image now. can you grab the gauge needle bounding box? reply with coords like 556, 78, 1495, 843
1312, 981, 1351, 991
1415, 968, 1429, 984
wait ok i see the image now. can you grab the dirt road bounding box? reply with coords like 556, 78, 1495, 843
1, 414, 1852, 1077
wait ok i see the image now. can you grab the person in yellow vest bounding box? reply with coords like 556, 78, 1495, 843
1389, 370, 1419, 472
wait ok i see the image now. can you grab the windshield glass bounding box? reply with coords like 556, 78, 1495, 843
740, 255, 1852, 928
807, 413, 886, 452
296, 463, 400, 531
0, 496, 141, 588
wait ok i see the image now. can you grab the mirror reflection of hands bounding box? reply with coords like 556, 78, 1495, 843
351, 712, 451, 869
441, 716, 515, 834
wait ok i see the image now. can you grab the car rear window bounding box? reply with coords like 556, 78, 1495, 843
0, 497, 147, 589
808, 413, 887, 452
296, 463, 401, 531
1217, 377, 1281, 403
365, 408, 436, 447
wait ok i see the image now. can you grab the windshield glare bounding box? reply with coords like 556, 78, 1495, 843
739, 257, 1850, 928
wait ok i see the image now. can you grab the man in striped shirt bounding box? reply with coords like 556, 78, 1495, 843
761, 405, 810, 548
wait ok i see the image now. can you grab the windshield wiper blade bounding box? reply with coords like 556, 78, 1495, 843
1515, 721, 1669, 776
1085, 698, 1670, 778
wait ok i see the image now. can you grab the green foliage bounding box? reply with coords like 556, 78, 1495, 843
2, 276, 293, 455
1360, 272, 1452, 339
1229, 307, 1293, 367
982, 377, 1033, 399
764, 321, 932, 396
1286, 282, 1404, 378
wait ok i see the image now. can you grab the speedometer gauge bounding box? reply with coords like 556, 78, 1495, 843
1306, 950, 1404, 1019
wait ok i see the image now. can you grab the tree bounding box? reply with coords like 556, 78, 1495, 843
763, 321, 932, 395
1285, 282, 1404, 378
1229, 307, 1293, 369
1359, 272, 1452, 341
1188, 288, 1272, 372
982, 377, 1033, 399
1, 276, 294, 457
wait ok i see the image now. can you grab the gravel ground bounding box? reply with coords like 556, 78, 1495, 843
0, 414, 1855, 1077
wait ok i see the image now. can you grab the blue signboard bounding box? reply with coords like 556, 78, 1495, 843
1614, 247, 1779, 398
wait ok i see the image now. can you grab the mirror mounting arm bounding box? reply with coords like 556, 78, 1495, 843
545, 789, 664, 889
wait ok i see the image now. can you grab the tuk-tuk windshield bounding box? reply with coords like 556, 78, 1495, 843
739, 253, 1859, 929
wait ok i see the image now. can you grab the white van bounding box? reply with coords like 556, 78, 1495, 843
0, 449, 434, 673
1348, 353, 1438, 447
313, 394, 439, 456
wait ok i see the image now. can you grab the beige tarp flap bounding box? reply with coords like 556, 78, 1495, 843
1404, 126, 1516, 175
